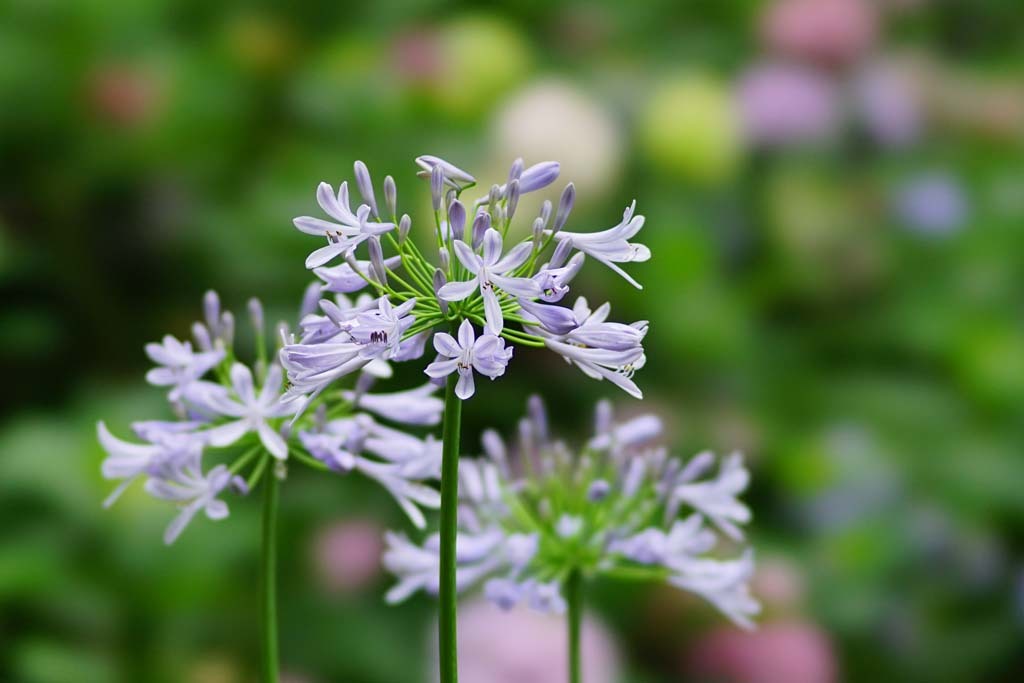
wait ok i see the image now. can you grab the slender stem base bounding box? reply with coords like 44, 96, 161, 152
438, 369, 464, 683
261, 461, 280, 683
567, 569, 583, 683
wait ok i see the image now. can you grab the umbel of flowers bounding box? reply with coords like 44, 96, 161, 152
97, 290, 445, 682
384, 396, 759, 683
282, 155, 650, 683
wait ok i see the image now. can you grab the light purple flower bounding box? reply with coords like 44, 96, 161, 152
145, 463, 248, 544
533, 251, 585, 303
672, 452, 751, 540
298, 415, 442, 528
144, 335, 224, 402
342, 382, 443, 426
293, 182, 396, 268
437, 228, 541, 335
184, 364, 299, 459
425, 320, 513, 400
553, 201, 649, 289
96, 422, 205, 507
415, 155, 476, 190
563, 297, 648, 351
282, 298, 419, 405
668, 550, 760, 629
479, 160, 561, 206
544, 339, 645, 399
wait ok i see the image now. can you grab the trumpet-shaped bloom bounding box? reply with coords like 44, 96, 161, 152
145, 335, 224, 401
294, 182, 396, 268
554, 201, 650, 289
184, 364, 299, 459
438, 229, 541, 335
424, 320, 513, 399
145, 463, 248, 544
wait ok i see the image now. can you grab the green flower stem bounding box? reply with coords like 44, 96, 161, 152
567, 568, 583, 683
261, 461, 280, 683
438, 342, 464, 683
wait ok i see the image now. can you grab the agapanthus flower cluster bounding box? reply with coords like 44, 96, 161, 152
281, 155, 649, 405
97, 290, 445, 542
383, 397, 760, 629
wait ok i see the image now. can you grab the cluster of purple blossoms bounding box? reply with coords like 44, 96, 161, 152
383, 397, 760, 629
97, 291, 446, 543
280, 155, 650, 403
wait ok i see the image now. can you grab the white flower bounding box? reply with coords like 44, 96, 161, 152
425, 320, 513, 400
438, 228, 541, 335
144, 335, 224, 401
185, 364, 299, 459
554, 201, 649, 288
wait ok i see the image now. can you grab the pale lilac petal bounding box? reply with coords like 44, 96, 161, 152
455, 371, 476, 400
433, 332, 462, 357
258, 421, 288, 459
437, 278, 479, 302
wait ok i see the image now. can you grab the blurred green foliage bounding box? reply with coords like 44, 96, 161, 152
2, 0, 1024, 681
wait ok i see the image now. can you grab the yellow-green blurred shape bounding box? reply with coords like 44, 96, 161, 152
640, 73, 742, 186
432, 15, 531, 118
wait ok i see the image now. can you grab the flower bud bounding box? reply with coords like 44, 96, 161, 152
383, 175, 397, 218
532, 217, 544, 249
399, 214, 411, 242
518, 161, 560, 193
431, 165, 444, 211
472, 211, 490, 249
203, 290, 221, 335
353, 160, 378, 218
587, 479, 611, 502
368, 236, 387, 286
507, 156, 524, 183
247, 297, 264, 336
554, 183, 575, 232
507, 179, 521, 221
539, 200, 552, 228
549, 238, 573, 269
488, 183, 501, 207
448, 199, 466, 239
219, 311, 235, 348
192, 322, 213, 352
433, 268, 449, 314
438, 246, 450, 271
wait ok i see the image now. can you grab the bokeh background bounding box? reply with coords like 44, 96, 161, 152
3, 0, 1024, 681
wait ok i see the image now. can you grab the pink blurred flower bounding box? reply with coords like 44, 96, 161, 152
752, 557, 806, 610
87, 65, 158, 128
736, 63, 840, 146
445, 597, 620, 683
688, 620, 837, 683
312, 519, 385, 593
760, 0, 878, 68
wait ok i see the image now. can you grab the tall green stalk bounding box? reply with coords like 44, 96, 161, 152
261, 460, 280, 683
567, 568, 583, 683
438, 360, 464, 683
